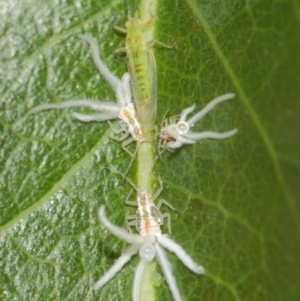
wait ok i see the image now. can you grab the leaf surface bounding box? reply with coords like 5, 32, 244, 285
0, 0, 299, 300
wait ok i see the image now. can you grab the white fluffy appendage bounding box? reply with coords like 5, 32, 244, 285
93, 244, 140, 290
165, 93, 238, 149
157, 235, 205, 274
30, 35, 123, 116
132, 258, 148, 301
79, 34, 119, 90
30, 72, 130, 122
154, 242, 183, 301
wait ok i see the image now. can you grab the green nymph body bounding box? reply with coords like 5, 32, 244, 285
115, 12, 157, 135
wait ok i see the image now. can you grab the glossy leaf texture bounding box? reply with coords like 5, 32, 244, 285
0, 0, 299, 301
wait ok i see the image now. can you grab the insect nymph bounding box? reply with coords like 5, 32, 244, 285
159, 93, 238, 150
93, 176, 204, 301
29, 35, 144, 154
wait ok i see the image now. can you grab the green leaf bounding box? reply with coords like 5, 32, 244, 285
1, 0, 299, 301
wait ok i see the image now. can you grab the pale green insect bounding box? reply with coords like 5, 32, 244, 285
115, 11, 157, 134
